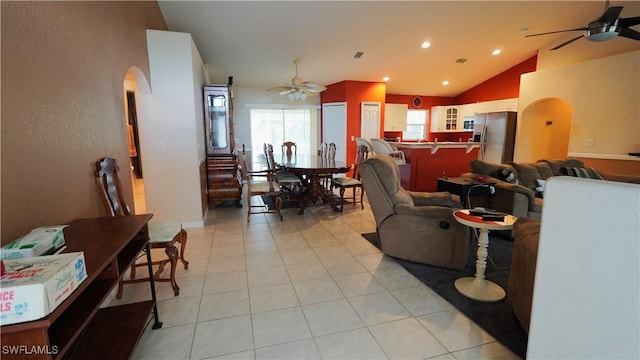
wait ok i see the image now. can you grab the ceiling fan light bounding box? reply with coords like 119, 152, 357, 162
288, 93, 295, 101
300, 92, 307, 100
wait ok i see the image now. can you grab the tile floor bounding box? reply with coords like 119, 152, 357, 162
109, 189, 520, 360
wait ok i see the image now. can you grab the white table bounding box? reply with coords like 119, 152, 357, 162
453, 209, 517, 302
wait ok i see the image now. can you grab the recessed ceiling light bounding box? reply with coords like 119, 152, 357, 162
492, 49, 502, 55
421, 41, 431, 49
383, 76, 390, 82
442, 80, 450, 86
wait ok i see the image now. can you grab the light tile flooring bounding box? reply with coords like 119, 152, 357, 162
109, 189, 520, 360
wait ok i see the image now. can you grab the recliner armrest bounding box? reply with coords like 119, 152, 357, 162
394, 204, 457, 218
408, 191, 462, 208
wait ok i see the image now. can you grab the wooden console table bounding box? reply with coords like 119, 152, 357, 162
0, 215, 162, 360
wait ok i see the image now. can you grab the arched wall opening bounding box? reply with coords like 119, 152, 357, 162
516, 98, 573, 162
123, 66, 152, 214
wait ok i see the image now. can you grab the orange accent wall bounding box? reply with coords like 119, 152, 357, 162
454, 55, 538, 104
321, 81, 387, 170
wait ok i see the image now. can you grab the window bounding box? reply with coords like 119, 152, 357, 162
250, 108, 319, 166
403, 110, 428, 140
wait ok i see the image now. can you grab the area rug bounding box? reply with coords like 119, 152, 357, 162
361, 232, 528, 358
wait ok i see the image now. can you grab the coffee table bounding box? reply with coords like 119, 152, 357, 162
453, 209, 517, 302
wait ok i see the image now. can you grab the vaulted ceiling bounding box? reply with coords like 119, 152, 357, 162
158, 1, 640, 97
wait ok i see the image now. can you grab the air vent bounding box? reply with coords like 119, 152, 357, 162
354, 52, 364, 59
455, 58, 468, 64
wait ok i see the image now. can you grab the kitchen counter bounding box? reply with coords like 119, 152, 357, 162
392, 141, 482, 154
393, 142, 481, 192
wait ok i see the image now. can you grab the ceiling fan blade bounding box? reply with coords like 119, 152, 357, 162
525, 27, 586, 37
302, 82, 327, 92
551, 35, 584, 50
598, 6, 623, 24
619, 16, 640, 28
267, 85, 293, 93
619, 27, 640, 41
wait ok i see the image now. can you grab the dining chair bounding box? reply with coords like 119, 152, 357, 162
94, 157, 188, 298
319, 143, 336, 189
331, 145, 368, 211
282, 141, 297, 156
370, 138, 407, 165
264, 143, 303, 197
240, 145, 283, 222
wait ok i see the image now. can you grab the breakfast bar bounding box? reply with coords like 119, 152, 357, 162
394, 142, 481, 192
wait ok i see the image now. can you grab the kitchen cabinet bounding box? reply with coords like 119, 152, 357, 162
384, 103, 408, 131
430, 106, 459, 132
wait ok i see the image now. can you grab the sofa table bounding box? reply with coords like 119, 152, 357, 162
0, 215, 162, 360
437, 177, 495, 208
453, 210, 517, 302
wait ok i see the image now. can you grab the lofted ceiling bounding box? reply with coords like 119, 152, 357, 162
158, 1, 640, 97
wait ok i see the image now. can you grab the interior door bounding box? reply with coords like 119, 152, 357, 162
322, 102, 347, 162
361, 102, 381, 141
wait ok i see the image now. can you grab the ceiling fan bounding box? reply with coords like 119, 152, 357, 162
526, 1, 640, 50
267, 59, 327, 100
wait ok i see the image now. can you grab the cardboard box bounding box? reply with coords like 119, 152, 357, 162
0, 252, 87, 326
1, 226, 67, 259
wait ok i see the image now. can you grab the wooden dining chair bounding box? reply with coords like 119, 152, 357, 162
94, 157, 188, 298
240, 145, 283, 222
282, 141, 297, 156
331, 145, 368, 211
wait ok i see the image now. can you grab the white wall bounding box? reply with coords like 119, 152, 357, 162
517, 50, 640, 162
139, 29, 206, 227
527, 177, 639, 359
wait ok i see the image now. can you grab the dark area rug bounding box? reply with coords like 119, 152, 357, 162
361, 232, 528, 358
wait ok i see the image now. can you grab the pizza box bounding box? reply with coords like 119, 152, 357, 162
0, 252, 87, 326
1, 226, 67, 259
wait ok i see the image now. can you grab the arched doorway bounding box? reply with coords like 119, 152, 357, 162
516, 98, 573, 162
123, 67, 151, 214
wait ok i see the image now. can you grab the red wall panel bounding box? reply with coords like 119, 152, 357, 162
454, 55, 538, 104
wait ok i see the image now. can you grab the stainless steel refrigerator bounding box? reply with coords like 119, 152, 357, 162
472, 111, 517, 163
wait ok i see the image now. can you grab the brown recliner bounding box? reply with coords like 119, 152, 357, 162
359, 154, 470, 270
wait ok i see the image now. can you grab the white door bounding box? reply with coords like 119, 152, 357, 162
322, 102, 347, 162
361, 102, 381, 141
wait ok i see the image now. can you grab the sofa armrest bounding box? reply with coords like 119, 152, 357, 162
490, 182, 542, 219
408, 191, 462, 208
599, 172, 640, 184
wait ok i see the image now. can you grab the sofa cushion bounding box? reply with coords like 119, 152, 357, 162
534, 162, 554, 179
510, 163, 541, 191
538, 158, 584, 176
470, 159, 518, 180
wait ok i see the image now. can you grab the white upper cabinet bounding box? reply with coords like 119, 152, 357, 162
430, 106, 459, 132
384, 103, 408, 131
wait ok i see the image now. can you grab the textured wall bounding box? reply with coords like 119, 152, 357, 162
1, 2, 167, 243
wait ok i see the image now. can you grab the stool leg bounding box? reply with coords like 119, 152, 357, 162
178, 229, 189, 270
164, 245, 180, 296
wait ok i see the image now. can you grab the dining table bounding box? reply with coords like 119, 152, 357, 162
275, 153, 351, 214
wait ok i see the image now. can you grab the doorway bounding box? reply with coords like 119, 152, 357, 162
517, 98, 573, 162
123, 71, 146, 214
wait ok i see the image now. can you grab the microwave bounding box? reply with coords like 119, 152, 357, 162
463, 118, 474, 130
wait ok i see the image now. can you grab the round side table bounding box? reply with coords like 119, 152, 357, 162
453, 209, 517, 302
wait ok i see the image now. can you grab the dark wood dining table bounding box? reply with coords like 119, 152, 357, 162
275, 153, 351, 214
